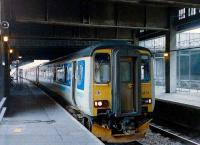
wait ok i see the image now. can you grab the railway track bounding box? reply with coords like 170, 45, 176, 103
105, 141, 143, 145
150, 124, 200, 145
135, 141, 143, 145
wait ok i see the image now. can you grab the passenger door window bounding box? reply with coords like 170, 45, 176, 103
65, 63, 72, 86
76, 60, 85, 90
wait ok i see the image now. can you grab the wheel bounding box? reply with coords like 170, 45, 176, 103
82, 117, 92, 131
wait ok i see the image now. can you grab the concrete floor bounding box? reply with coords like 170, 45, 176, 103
0, 81, 103, 145
156, 86, 200, 109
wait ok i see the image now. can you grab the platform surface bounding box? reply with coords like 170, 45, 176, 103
156, 86, 200, 109
0, 81, 103, 145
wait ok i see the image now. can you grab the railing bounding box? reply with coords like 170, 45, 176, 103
177, 38, 200, 49
176, 80, 200, 93
155, 78, 165, 86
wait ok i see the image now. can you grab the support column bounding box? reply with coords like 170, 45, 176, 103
133, 30, 139, 46
0, 0, 11, 99
165, 14, 177, 93
4, 41, 9, 97
0, 37, 5, 99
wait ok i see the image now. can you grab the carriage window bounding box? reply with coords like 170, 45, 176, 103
65, 63, 72, 86
56, 66, 65, 83
94, 53, 110, 83
141, 56, 150, 82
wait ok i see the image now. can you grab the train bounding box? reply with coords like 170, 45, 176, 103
24, 41, 155, 143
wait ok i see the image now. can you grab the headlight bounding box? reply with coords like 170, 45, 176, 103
94, 100, 109, 108
143, 98, 152, 104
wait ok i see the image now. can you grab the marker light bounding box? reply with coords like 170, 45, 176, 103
94, 100, 109, 108
94, 101, 98, 107
3, 36, 9, 42
148, 99, 152, 104
97, 101, 103, 107
143, 98, 152, 104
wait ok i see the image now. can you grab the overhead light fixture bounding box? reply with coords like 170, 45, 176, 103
18, 56, 22, 59
164, 52, 169, 57
9, 49, 13, 54
3, 36, 9, 42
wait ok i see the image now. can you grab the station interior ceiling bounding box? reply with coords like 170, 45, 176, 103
0, 0, 199, 95
3, 0, 199, 61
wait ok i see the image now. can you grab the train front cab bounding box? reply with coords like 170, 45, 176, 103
91, 47, 153, 143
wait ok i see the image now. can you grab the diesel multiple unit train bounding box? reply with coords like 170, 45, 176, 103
24, 41, 155, 143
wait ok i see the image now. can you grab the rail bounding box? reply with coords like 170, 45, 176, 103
105, 141, 143, 145
150, 124, 200, 145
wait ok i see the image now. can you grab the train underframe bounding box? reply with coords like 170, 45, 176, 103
82, 111, 152, 143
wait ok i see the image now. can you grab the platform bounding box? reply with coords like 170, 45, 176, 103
155, 86, 200, 109
154, 86, 200, 131
0, 81, 103, 145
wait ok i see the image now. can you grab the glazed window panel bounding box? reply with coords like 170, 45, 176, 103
178, 8, 185, 20
120, 62, 131, 82
188, 8, 196, 16
56, 65, 65, 83
94, 53, 110, 83
141, 56, 151, 82
191, 52, 200, 80
77, 60, 85, 90
65, 63, 72, 86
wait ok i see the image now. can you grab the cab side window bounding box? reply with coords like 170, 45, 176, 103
141, 56, 151, 82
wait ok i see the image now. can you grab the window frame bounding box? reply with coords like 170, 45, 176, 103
56, 64, 65, 84
76, 60, 85, 90
65, 63, 72, 86
93, 53, 111, 84
120, 60, 132, 83
188, 8, 196, 17
178, 8, 186, 20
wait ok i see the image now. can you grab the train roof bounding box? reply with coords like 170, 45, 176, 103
43, 40, 152, 65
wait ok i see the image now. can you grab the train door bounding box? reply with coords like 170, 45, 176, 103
72, 61, 77, 105
36, 67, 39, 83
120, 56, 140, 115
120, 57, 139, 114
112, 49, 141, 116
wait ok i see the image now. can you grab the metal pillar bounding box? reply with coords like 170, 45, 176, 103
3, 41, 9, 96
133, 31, 139, 46
165, 12, 177, 93
0, 37, 5, 99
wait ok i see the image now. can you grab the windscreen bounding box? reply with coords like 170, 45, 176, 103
94, 53, 110, 83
